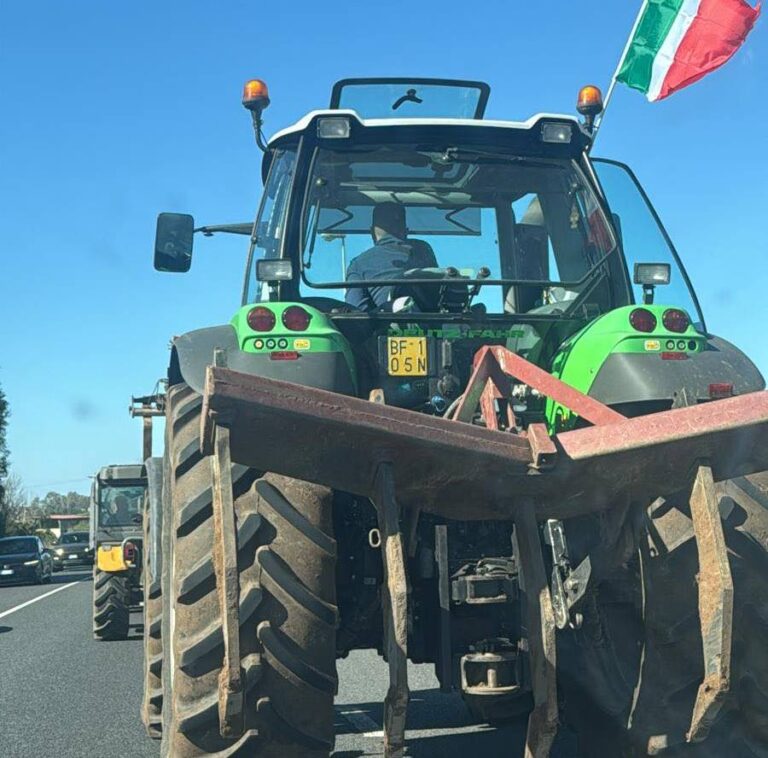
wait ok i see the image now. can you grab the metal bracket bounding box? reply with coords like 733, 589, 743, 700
210, 420, 244, 738
451, 559, 517, 605
129, 388, 166, 462
373, 463, 409, 758
686, 465, 734, 743
545, 519, 590, 630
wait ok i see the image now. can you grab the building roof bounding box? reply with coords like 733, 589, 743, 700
49, 514, 88, 521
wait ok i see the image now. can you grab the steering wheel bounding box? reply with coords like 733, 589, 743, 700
391, 268, 471, 313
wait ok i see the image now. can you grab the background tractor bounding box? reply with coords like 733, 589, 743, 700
148, 78, 768, 757
90, 464, 145, 641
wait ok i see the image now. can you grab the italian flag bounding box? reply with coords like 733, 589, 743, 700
616, 0, 761, 101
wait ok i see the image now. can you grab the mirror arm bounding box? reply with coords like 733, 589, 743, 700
642, 283, 655, 305
250, 112, 269, 152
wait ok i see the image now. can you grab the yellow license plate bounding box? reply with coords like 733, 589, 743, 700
387, 337, 428, 376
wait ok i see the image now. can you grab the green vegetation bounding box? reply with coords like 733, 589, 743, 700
0, 382, 9, 537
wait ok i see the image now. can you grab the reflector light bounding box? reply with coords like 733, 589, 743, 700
282, 305, 312, 331
247, 306, 276, 331
629, 308, 657, 333
661, 352, 688, 361
269, 351, 300, 361
242, 79, 270, 112
662, 308, 690, 333
709, 383, 734, 399
577, 85, 604, 116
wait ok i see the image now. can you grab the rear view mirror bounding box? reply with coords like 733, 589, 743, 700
154, 213, 194, 272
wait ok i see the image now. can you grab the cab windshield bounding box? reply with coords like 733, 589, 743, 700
60, 532, 89, 545
0, 537, 37, 555
299, 144, 626, 315
98, 483, 144, 527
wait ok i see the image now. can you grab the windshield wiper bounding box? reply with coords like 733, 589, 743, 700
438, 148, 557, 167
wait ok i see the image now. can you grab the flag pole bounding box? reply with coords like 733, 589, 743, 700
592, 0, 649, 144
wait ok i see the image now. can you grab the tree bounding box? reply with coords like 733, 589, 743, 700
0, 383, 9, 536
28, 491, 89, 518
0, 473, 29, 536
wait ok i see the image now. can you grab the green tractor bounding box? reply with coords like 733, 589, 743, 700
90, 464, 145, 641
149, 78, 768, 757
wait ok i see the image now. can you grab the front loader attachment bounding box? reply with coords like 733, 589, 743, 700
199, 346, 768, 757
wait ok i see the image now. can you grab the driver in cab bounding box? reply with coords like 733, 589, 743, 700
345, 202, 437, 310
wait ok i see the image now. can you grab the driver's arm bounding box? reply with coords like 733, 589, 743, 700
407, 239, 437, 268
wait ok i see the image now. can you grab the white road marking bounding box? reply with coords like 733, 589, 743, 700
0, 581, 80, 620
339, 708, 384, 737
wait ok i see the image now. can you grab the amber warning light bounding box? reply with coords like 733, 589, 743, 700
577, 85, 603, 115
242, 79, 270, 113
577, 85, 604, 131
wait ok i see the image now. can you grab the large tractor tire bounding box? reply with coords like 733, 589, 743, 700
563, 475, 768, 757
93, 567, 130, 641
142, 491, 164, 739
626, 475, 768, 757
164, 383, 338, 758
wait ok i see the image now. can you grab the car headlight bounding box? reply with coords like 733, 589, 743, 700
24, 559, 40, 566
55, 548, 64, 556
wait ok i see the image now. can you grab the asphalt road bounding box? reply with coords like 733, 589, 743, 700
0, 571, 578, 757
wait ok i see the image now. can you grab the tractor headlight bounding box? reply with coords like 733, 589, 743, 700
541, 122, 572, 144
317, 117, 351, 139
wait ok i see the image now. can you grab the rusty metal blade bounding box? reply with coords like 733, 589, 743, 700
202, 367, 768, 521
686, 465, 733, 743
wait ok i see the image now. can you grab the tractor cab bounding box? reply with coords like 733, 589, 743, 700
154, 78, 760, 424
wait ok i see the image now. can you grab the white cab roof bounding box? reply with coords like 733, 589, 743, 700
268, 109, 582, 146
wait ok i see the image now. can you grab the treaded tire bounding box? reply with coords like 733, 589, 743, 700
566, 475, 768, 757
625, 475, 768, 757
165, 383, 338, 757
93, 567, 130, 641
142, 488, 163, 739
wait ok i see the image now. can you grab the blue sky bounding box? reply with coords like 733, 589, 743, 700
0, 1, 765, 497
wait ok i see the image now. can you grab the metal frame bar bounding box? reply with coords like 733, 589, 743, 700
455, 346, 625, 428
515, 501, 559, 757
687, 465, 734, 743
435, 525, 453, 693
373, 463, 410, 758
210, 423, 245, 738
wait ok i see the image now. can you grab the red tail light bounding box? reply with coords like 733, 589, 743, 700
247, 306, 276, 331
629, 308, 657, 333
709, 383, 734, 399
123, 541, 137, 564
282, 305, 311, 331
269, 351, 300, 361
662, 308, 689, 333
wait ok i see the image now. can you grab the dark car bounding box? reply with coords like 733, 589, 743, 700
0, 536, 53, 585
51, 530, 94, 571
